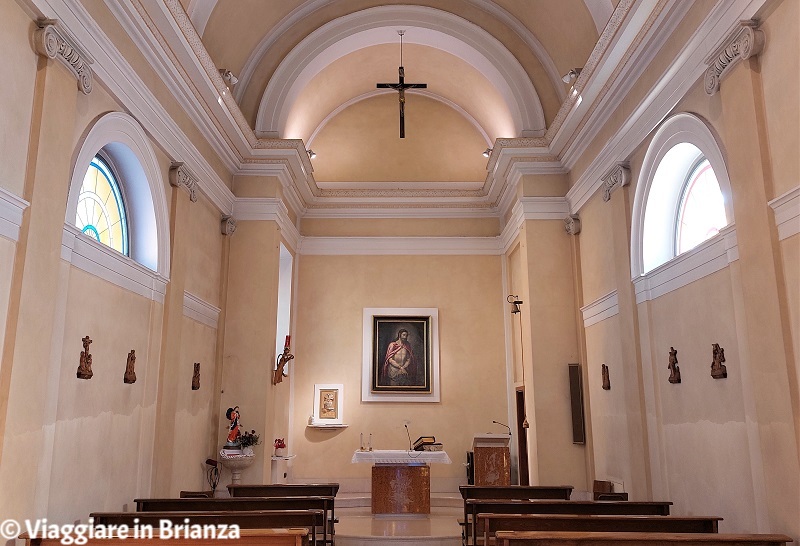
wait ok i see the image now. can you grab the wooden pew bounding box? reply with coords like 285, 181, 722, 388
465, 500, 673, 546
22, 528, 309, 546
134, 497, 334, 545
90, 510, 323, 545
479, 514, 722, 545
458, 485, 573, 545
494, 530, 793, 546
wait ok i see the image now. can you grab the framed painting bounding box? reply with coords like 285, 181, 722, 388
313, 383, 343, 425
362, 308, 440, 403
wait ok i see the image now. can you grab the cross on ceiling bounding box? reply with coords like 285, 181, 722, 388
376, 31, 427, 138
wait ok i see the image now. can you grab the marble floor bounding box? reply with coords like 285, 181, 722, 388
336, 514, 462, 546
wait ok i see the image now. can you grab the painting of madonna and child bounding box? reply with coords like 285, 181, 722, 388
371, 316, 432, 394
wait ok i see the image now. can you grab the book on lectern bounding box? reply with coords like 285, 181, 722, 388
413, 436, 436, 451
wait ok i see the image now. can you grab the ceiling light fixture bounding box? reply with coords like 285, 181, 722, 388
483, 148, 493, 158
561, 68, 582, 85
218, 69, 239, 88
307, 149, 316, 159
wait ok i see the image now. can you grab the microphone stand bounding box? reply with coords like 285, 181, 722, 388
492, 420, 512, 437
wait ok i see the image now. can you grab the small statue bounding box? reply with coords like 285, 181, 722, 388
77, 336, 93, 380
601, 363, 611, 390
272, 346, 295, 385
711, 343, 727, 379
192, 362, 201, 390
667, 346, 681, 384
225, 406, 241, 447
123, 349, 136, 384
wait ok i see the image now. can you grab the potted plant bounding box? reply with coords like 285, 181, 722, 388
274, 438, 287, 457
239, 429, 261, 456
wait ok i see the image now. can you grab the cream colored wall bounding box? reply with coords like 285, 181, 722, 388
47, 267, 163, 521
0, 1, 37, 196
780, 235, 800, 442
576, 194, 616, 305
185, 196, 224, 306
300, 217, 500, 237
290, 254, 507, 488
0, 239, 15, 399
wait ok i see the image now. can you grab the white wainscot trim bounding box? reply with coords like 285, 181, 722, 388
581, 290, 619, 328
298, 236, 502, 255
183, 291, 220, 329
632, 224, 738, 304
0, 187, 29, 243
61, 224, 168, 303
768, 186, 800, 241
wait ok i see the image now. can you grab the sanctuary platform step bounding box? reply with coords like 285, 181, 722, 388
336, 514, 461, 546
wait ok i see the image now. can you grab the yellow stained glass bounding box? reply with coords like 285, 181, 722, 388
75, 157, 128, 255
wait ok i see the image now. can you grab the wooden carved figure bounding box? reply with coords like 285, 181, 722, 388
76, 335, 93, 380
711, 343, 728, 379
191, 362, 200, 390
601, 363, 611, 390
273, 346, 295, 385
123, 350, 136, 384
667, 346, 681, 384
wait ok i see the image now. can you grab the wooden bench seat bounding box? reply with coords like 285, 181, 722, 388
479, 514, 723, 545
22, 528, 309, 546
464, 500, 673, 545
494, 531, 793, 546
90, 510, 323, 544
228, 484, 340, 498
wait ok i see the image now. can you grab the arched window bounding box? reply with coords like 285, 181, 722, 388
631, 113, 734, 278
75, 155, 129, 255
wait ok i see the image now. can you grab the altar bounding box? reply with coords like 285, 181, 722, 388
352, 449, 452, 515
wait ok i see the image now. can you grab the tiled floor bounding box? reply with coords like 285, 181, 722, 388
336, 513, 462, 546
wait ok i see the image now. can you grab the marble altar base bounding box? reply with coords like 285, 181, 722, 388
372, 464, 431, 515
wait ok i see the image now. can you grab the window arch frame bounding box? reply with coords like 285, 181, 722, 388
630, 112, 734, 279
67, 111, 170, 280
76, 151, 130, 255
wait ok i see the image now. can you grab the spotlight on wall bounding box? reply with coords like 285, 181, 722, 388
561, 68, 582, 85
507, 295, 523, 314
482, 148, 493, 158
307, 149, 317, 159
218, 68, 239, 87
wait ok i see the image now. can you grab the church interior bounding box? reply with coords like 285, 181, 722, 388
0, 0, 798, 544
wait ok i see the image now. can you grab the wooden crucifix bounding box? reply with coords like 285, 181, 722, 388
376, 31, 427, 138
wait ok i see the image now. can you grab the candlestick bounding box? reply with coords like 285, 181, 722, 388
284, 335, 291, 348
368, 433, 373, 451
360, 433, 364, 451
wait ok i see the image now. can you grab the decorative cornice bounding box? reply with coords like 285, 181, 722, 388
768, 186, 799, 241
169, 162, 199, 202
602, 163, 630, 202
34, 19, 94, 94
231, 197, 300, 251
183, 291, 220, 329
564, 214, 581, 235
704, 20, 765, 96
581, 290, 619, 328
0, 187, 30, 243
220, 215, 236, 236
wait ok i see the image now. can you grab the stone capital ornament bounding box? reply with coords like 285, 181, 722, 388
564, 214, 581, 235
705, 20, 765, 96
602, 163, 630, 202
34, 19, 94, 95
169, 162, 199, 202
221, 215, 237, 236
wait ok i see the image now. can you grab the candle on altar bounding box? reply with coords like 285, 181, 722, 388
284, 335, 291, 348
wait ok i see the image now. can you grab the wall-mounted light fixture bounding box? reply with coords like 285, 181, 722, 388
561, 68, 582, 85
507, 294, 523, 314
218, 68, 239, 87
307, 149, 317, 159
483, 148, 493, 158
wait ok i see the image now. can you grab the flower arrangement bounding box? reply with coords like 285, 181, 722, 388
239, 429, 261, 448
273, 438, 286, 450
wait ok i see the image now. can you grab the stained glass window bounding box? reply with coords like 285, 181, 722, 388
75, 156, 129, 255
675, 158, 726, 255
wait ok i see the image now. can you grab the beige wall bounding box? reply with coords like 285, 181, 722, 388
300, 217, 500, 238
289, 254, 508, 488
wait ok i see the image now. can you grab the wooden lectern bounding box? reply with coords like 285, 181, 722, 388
472, 433, 511, 486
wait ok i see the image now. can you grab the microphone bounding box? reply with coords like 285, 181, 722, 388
404, 423, 412, 451
492, 420, 512, 435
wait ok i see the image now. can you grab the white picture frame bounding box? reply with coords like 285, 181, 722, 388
362, 307, 440, 403
313, 383, 344, 425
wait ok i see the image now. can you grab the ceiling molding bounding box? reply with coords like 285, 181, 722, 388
231, 197, 301, 251
583, 0, 615, 36
768, 186, 800, 241
185, 0, 215, 37
298, 236, 502, 255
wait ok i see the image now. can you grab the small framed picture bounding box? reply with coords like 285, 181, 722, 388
313, 383, 343, 424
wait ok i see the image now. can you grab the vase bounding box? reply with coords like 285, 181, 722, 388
274, 447, 287, 457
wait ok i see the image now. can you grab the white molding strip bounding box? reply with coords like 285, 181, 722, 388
183, 291, 220, 328
633, 225, 738, 304
298, 236, 501, 256
768, 186, 800, 241
231, 197, 300, 251
61, 224, 168, 304
581, 290, 619, 328
500, 197, 571, 252
0, 187, 29, 243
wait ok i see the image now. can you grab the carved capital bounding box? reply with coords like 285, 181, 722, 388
34, 20, 93, 95
704, 20, 765, 96
221, 215, 237, 236
169, 162, 198, 202
602, 163, 630, 202
564, 214, 581, 235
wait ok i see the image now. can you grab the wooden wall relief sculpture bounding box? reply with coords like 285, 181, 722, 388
123, 350, 136, 384
192, 362, 200, 390
76, 335, 93, 379
273, 336, 294, 385
667, 346, 681, 384
711, 343, 728, 379
601, 364, 611, 390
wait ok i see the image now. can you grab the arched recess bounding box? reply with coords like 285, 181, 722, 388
67, 111, 170, 277
254, 5, 546, 139
630, 112, 734, 278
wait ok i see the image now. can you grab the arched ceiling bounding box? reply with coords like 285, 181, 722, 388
187, 0, 606, 184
